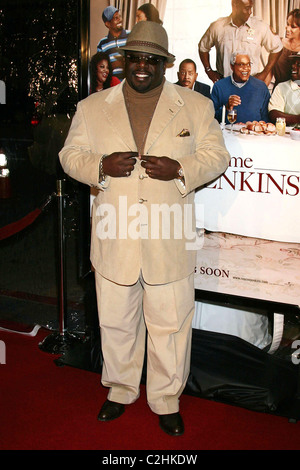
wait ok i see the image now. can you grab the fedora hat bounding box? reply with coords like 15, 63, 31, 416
120, 21, 175, 63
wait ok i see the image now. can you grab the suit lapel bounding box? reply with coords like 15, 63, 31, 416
101, 83, 137, 151
144, 81, 184, 153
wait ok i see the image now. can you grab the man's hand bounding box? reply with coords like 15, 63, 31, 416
206, 69, 223, 83
102, 152, 138, 177
226, 95, 241, 110
140, 155, 181, 181
253, 71, 269, 83
199, 51, 223, 83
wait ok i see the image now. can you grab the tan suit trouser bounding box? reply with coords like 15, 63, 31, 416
95, 271, 195, 415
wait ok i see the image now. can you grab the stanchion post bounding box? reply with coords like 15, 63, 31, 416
57, 178, 67, 336
39, 178, 80, 354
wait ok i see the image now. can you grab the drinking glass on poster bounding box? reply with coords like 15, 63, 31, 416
227, 109, 237, 134
276, 117, 286, 136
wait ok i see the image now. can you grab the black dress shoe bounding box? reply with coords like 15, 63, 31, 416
97, 400, 125, 422
159, 412, 184, 436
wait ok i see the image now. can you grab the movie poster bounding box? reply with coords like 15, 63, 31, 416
89, 1, 300, 310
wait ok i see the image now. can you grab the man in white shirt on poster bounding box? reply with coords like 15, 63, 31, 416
199, 0, 282, 84
269, 53, 300, 126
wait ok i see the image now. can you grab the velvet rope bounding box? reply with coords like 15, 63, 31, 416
0, 208, 42, 241
0, 195, 53, 241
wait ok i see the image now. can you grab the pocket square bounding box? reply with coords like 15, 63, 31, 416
177, 129, 190, 137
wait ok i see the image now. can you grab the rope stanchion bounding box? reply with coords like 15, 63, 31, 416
39, 178, 82, 355
0, 175, 82, 352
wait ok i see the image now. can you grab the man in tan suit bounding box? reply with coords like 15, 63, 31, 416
59, 21, 230, 436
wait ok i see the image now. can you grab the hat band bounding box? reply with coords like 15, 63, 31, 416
124, 40, 170, 57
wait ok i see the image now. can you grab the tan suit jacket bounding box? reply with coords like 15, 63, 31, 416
59, 80, 230, 285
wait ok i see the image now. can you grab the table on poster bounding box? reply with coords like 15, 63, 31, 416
195, 128, 300, 244
193, 128, 300, 351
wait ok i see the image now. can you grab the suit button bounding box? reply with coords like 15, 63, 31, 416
139, 198, 147, 204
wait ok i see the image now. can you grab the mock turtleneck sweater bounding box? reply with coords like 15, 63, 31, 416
123, 78, 165, 154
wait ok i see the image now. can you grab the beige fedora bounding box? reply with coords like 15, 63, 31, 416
120, 21, 175, 63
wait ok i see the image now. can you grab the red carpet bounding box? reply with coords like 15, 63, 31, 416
1, 328, 300, 451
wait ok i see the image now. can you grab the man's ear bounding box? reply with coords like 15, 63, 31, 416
105, 20, 110, 29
